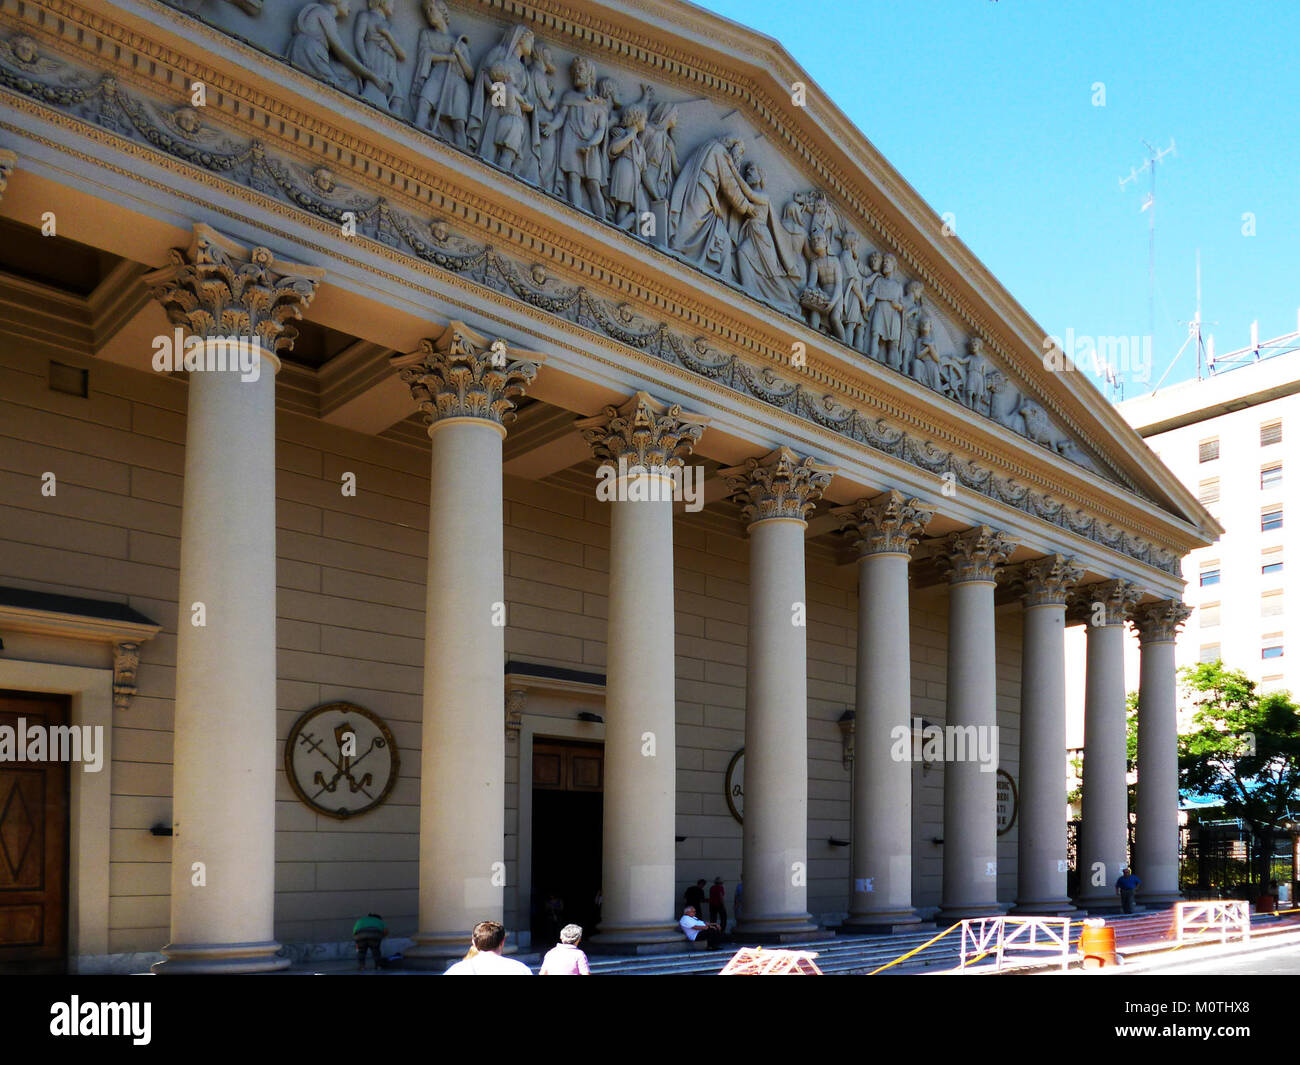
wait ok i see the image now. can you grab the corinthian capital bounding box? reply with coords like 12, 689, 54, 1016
939, 526, 1017, 584
1134, 599, 1193, 644
143, 223, 323, 358
1014, 553, 1084, 607
390, 322, 543, 432
721, 447, 835, 527
0, 149, 15, 201
575, 391, 708, 471
834, 490, 933, 557
1070, 578, 1143, 627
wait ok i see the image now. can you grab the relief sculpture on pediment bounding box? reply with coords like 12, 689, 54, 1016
106, 0, 1111, 474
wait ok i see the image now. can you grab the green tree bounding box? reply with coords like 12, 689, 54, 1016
1177, 661, 1300, 888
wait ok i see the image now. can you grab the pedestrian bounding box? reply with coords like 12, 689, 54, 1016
352, 912, 387, 970
684, 878, 706, 916
544, 890, 565, 943
708, 877, 727, 932
734, 879, 743, 925
1116, 867, 1141, 913
539, 923, 590, 975
679, 905, 725, 950
443, 920, 533, 975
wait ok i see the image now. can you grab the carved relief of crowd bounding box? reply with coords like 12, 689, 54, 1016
283, 0, 1095, 470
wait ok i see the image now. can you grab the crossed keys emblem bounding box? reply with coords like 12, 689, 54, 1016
298, 722, 384, 801
285, 703, 400, 820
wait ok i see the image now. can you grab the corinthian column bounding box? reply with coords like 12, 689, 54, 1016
1072, 579, 1142, 911
1133, 599, 1192, 906
577, 392, 707, 949
145, 225, 323, 973
836, 491, 932, 931
1011, 554, 1083, 915
721, 447, 834, 938
391, 324, 542, 959
938, 526, 1016, 921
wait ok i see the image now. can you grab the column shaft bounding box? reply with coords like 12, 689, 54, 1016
162, 341, 285, 973
408, 418, 507, 953
740, 517, 815, 935
1076, 622, 1130, 909
1134, 602, 1187, 906
845, 550, 917, 928
1014, 603, 1075, 913
939, 578, 1003, 919
598, 473, 679, 943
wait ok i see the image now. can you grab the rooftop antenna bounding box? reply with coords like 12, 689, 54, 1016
1120, 137, 1175, 381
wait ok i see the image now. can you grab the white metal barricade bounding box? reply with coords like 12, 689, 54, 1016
1174, 900, 1251, 944
958, 916, 1073, 972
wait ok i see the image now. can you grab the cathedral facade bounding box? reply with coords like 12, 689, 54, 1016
0, 0, 1218, 972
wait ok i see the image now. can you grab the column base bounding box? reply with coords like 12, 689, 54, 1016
1073, 895, 1123, 913
1136, 891, 1183, 908
1010, 898, 1085, 918
841, 907, 923, 934
734, 911, 820, 940
938, 901, 1006, 922
588, 918, 683, 954
151, 940, 289, 975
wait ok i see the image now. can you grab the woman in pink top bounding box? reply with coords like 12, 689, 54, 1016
539, 923, 590, 975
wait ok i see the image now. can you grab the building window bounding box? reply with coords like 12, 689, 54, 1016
1198, 478, 1220, 505
1262, 590, 1284, 617
1262, 462, 1283, 490
1200, 565, 1221, 587
1262, 506, 1284, 532
1262, 675, 1285, 692
1200, 602, 1221, 628
1199, 437, 1220, 463
1263, 549, 1284, 576
1199, 643, 1220, 663
1261, 420, 1282, 447
1262, 643, 1284, 660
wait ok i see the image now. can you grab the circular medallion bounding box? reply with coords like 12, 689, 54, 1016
285, 702, 399, 820
996, 768, 1018, 836
725, 748, 745, 824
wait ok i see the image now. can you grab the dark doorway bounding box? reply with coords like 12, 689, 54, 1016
531, 739, 603, 947
0, 690, 71, 974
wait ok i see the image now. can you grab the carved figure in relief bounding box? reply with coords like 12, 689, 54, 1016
468, 26, 536, 162
527, 45, 559, 190
668, 136, 755, 276
354, 0, 406, 113
909, 318, 942, 389
410, 0, 473, 147
800, 230, 845, 340
986, 369, 1023, 428
901, 280, 925, 359
865, 253, 905, 369
641, 101, 680, 205
287, 0, 388, 97
839, 232, 867, 349
545, 56, 610, 219
803, 189, 841, 248
486, 62, 534, 175
607, 105, 649, 229
734, 163, 803, 314
962, 337, 994, 416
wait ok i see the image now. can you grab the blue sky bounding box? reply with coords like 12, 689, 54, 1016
694, 0, 1300, 396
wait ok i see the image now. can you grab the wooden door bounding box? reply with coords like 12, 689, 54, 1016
0, 690, 70, 969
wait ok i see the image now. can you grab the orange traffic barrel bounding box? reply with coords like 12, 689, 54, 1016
1079, 922, 1118, 968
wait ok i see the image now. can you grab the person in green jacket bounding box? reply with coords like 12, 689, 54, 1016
352, 912, 387, 970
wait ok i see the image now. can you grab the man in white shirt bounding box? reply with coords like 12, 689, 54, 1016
678, 905, 724, 950
443, 920, 534, 975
